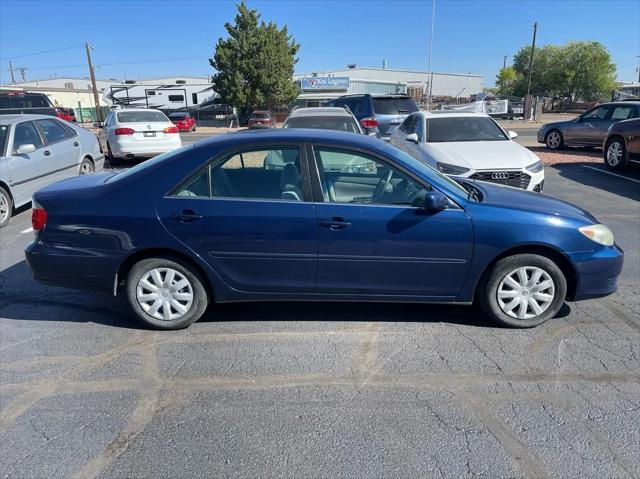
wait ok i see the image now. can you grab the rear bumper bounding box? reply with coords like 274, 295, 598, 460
568, 245, 624, 301
110, 138, 182, 158
25, 239, 121, 292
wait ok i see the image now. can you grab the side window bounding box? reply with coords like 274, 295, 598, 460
174, 169, 210, 197
36, 119, 69, 144
168, 95, 184, 102
314, 148, 428, 207
583, 106, 610, 120
13, 121, 44, 151
610, 105, 634, 121
60, 122, 78, 137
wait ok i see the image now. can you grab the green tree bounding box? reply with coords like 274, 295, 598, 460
210, 2, 300, 116
495, 67, 519, 95
510, 41, 616, 101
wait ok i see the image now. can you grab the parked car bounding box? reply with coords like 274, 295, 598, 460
602, 117, 640, 170
537, 101, 640, 150
283, 107, 364, 134
247, 110, 276, 129
169, 112, 197, 132
0, 91, 57, 117
326, 94, 419, 140
25, 129, 621, 330
56, 107, 76, 123
96, 108, 182, 161
0, 114, 103, 227
390, 111, 544, 191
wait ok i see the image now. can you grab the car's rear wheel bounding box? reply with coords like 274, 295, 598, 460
126, 257, 209, 330
604, 137, 626, 170
479, 254, 566, 328
545, 130, 564, 150
0, 186, 12, 228
79, 157, 94, 175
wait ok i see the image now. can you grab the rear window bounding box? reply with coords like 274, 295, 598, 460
169, 113, 187, 120
284, 116, 360, 133
117, 111, 169, 123
372, 97, 418, 115
0, 93, 52, 109
251, 113, 270, 119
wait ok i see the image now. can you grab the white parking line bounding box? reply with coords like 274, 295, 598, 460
21, 227, 33, 234
581, 165, 640, 184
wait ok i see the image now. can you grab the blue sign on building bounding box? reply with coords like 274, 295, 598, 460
300, 77, 350, 91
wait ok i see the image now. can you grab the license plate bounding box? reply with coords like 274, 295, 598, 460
215, 114, 225, 119
143, 132, 156, 137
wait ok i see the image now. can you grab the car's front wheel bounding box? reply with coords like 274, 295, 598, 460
479, 254, 567, 328
604, 137, 626, 170
79, 157, 94, 175
126, 257, 209, 329
545, 130, 564, 150
0, 186, 12, 228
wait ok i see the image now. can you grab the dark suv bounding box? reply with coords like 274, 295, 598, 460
327, 94, 418, 140
0, 91, 57, 116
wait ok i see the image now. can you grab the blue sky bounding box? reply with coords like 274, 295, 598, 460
0, 0, 638, 87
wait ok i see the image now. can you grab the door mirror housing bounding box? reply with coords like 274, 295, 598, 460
421, 190, 448, 212
405, 133, 419, 143
508, 130, 518, 139
16, 144, 36, 155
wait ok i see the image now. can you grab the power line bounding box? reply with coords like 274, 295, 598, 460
99, 56, 203, 67
0, 44, 84, 61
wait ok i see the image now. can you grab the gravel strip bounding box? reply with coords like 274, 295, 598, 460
528, 146, 603, 166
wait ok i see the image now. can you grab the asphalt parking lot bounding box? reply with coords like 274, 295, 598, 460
1, 145, 639, 478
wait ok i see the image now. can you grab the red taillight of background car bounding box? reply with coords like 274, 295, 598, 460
115, 128, 135, 135
32, 206, 48, 231
360, 118, 378, 129
163, 126, 179, 134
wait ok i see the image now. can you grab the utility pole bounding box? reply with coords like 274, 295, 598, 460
16, 68, 27, 82
525, 22, 537, 122
426, 0, 436, 109
503, 55, 508, 70
85, 42, 102, 122
8, 61, 15, 83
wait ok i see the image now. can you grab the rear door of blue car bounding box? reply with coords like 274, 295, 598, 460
156, 143, 318, 293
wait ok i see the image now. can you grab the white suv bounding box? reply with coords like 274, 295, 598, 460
97, 109, 182, 161
390, 111, 544, 191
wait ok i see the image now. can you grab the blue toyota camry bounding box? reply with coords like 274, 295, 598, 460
25, 129, 623, 329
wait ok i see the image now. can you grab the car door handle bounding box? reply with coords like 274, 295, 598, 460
73, 141, 79, 147
319, 218, 351, 230
171, 211, 203, 223
43, 150, 51, 156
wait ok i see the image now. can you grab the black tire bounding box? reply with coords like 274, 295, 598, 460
192, 126, 196, 132
126, 257, 209, 330
78, 157, 95, 175
545, 129, 564, 150
478, 254, 567, 328
0, 186, 12, 228
604, 137, 627, 171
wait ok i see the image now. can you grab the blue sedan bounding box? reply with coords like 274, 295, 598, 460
25, 129, 623, 329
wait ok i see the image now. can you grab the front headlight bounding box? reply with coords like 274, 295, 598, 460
436, 162, 470, 175
526, 160, 543, 173
579, 224, 614, 246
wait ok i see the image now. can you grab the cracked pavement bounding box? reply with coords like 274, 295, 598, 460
1, 164, 639, 478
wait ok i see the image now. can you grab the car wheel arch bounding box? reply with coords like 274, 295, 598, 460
474, 244, 577, 301
0, 181, 13, 202
115, 247, 214, 299
605, 134, 626, 148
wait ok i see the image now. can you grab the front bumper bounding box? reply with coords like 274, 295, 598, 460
537, 128, 547, 144
568, 245, 624, 301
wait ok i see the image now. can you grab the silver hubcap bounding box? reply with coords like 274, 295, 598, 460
547, 132, 561, 149
0, 192, 9, 223
136, 267, 193, 321
606, 142, 622, 166
497, 266, 555, 320
80, 161, 94, 174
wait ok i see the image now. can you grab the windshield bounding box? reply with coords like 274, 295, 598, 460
117, 111, 169, 123
0, 125, 8, 156
381, 143, 469, 199
426, 116, 508, 142
284, 116, 360, 133
372, 97, 418, 115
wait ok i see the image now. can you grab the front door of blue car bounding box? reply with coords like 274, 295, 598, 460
310, 146, 473, 298
157, 145, 318, 293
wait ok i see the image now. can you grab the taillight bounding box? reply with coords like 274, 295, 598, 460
360, 118, 378, 129
115, 128, 135, 135
32, 203, 48, 231
163, 126, 179, 134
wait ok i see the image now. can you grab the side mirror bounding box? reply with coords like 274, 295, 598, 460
421, 190, 448, 212
405, 133, 419, 143
93, 122, 102, 128
16, 144, 36, 155
508, 130, 518, 139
